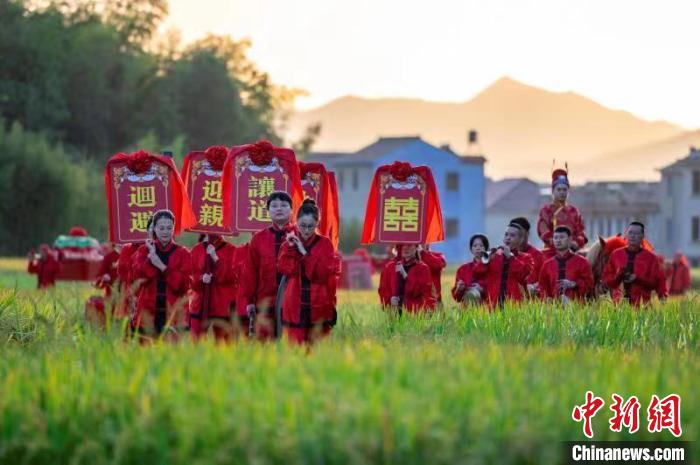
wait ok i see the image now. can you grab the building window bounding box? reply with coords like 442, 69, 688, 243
352, 169, 359, 191
446, 219, 459, 238
692, 216, 700, 242
446, 172, 459, 191
693, 171, 700, 196
337, 170, 344, 191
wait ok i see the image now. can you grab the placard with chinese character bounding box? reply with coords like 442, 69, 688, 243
233, 155, 289, 232
376, 173, 426, 244
184, 153, 232, 235
109, 161, 170, 243
301, 171, 322, 204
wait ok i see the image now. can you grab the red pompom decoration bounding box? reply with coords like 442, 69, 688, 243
389, 161, 413, 182
69, 226, 88, 237
126, 150, 153, 174
248, 140, 275, 166
204, 145, 228, 171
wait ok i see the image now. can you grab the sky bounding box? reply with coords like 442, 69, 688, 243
164, 0, 700, 129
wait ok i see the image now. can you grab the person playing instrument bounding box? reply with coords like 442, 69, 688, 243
27, 244, 59, 289
452, 234, 489, 305
378, 244, 436, 313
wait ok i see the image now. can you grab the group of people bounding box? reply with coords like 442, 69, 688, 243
91, 193, 339, 345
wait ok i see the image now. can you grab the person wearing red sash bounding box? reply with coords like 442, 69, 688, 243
378, 244, 436, 313
189, 234, 237, 342
27, 244, 59, 289
473, 223, 533, 310
509, 217, 545, 294
667, 251, 691, 296
420, 244, 447, 304
94, 242, 120, 298
537, 167, 587, 258
538, 226, 594, 303
241, 191, 296, 340
278, 199, 338, 344
452, 234, 489, 305
602, 221, 661, 307
131, 210, 192, 341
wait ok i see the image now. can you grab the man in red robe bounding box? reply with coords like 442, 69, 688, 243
419, 244, 447, 305
667, 251, 691, 296
538, 226, 594, 303
537, 167, 587, 258
473, 223, 533, 310
27, 244, 59, 289
509, 217, 545, 294
603, 221, 661, 307
241, 191, 296, 340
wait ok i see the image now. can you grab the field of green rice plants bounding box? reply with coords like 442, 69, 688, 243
0, 258, 697, 464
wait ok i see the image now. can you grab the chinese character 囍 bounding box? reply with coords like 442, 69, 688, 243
382, 196, 419, 232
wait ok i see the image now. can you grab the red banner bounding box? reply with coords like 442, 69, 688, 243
182, 148, 233, 235
299, 161, 340, 249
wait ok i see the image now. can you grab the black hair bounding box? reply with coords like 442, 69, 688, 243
266, 191, 292, 209
147, 210, 176, 237
628, 221, 645, 234
469, 233, 489, 250
297, 198, 320, 222
509, 217, 531, 233
554, 225, 572, 236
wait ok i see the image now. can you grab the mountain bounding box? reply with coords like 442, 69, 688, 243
286, 76, 686, 181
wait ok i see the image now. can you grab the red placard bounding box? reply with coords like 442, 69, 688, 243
107, 161, 171, 243
233, 155, 290, 232
376, 173, 426, 244
183, 151, 233, 235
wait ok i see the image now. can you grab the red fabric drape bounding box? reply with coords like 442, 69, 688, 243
298, 161, 339, 250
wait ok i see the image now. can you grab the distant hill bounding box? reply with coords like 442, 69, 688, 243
287, 76, 686, 181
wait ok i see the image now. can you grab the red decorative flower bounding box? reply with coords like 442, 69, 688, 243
389, 161, 413, 182
69, 226, 87, 237
248, 140, 275, 166
126, 150, 153, 174
205, 145, 228, 171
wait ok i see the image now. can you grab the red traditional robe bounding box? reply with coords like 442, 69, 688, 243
451, 260, 484, 303
115, 243, 138, 320
602, 246, 661, 306
95, 250, 120, 297
522, 243, 545, 285
278, 233, 337, 344
473, 251, 533, 309
189, 238, 237, 340
537, 202, 587, 256
233, 243, 250, 319
27, 254, 59, 289
131, 241, 192, 334
667, 258, 691, 296
240, 223, 296, 339
421, 250, 447, 303
538, 251, 594, 301
378, 258, 436, 313
655, 254, 668, 300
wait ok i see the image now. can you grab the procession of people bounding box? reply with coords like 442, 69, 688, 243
27, 142, 694, 345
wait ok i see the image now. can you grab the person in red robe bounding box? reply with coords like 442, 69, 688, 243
94, 242, 120, 298
27, 244, 59, 289
131, 210, 192, 341
115, 242, 138, 320
538, 226, 594, 303
509, 217, 545, 295
452, 234, 489, 305
189, 234, 238, 342
537, 166, 587, 258
278, 199, 338, 345
420, 244, 447, 305
473, 223, 533, 310
379, 244, 436, 313
603, 221, 661, 307
241, 191, 296, 340
667, 251, 691, 296
655, 254, 669, 301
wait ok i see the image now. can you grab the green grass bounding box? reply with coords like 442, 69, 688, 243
0, 259, 697, 465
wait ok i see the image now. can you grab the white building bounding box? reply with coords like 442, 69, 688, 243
658, 146, 700, 266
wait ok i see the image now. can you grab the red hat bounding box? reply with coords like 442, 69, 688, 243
551, 168, 569, 188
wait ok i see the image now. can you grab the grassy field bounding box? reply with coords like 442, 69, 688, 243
0, 258, 697, 464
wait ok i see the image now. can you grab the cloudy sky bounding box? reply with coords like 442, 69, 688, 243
165, 0, 700, 128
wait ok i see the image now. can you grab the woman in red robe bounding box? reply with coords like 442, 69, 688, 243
278, 199, 338, 344
27, 244, 59, 289
379, 244, 436, 313
473, 223, 533, 310
131, 210, 191, 341
189, 234, 237, 342
452, 234, 489, 305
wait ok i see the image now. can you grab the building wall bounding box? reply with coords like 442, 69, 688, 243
660, 162, 700, 265
330, 163, 374, 224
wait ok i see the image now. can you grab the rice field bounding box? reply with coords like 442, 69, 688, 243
0, 258, 697, 464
